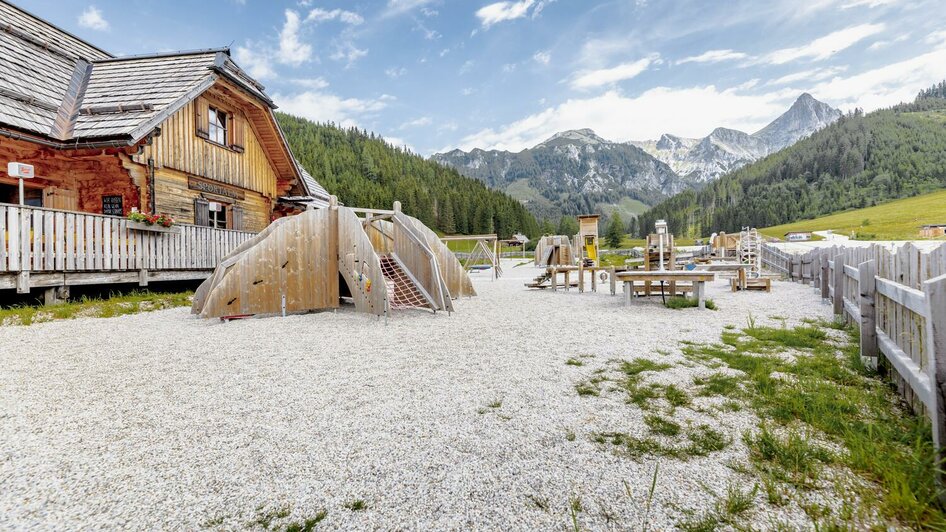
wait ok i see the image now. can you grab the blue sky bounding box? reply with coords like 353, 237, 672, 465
18, 0, 946, 154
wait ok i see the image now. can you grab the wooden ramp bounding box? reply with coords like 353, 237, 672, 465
192, 200, 471, 320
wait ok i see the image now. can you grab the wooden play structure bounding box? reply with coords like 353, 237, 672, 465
192, 199, 473, 319
534, 235, 576, 267
441, 234, 502, 279
577, 215, 600, 267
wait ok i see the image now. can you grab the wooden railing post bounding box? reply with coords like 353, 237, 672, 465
821, 252, 830, 300
858, 260, 878, 370
833, 255, 845, 316
923, 273, 946, 494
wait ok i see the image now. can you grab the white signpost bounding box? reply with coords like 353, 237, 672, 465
7, 162, 35, 206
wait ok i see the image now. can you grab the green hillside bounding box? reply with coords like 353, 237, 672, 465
761, 188, 946, 241
277, 113, 539, 239
639, 82, 946, 238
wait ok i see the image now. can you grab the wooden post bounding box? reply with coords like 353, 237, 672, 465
578, 264, 585, 293
16, 271, 29, 294
551, 268, 557, 291
44, 286, 69, 306
833, 255, 845, 316
923, 273, 946, 497
591, 267, 598, 292
564, 270, 570, 292
609, 267, 616, 296
858, 260, 878, 370
821, 252, 830, 300
139, 269, 149, 287
696, 280, 706, 310
624, 280, 632, 307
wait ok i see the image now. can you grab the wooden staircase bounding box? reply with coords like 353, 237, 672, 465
525, 270, 552, 289
379, 255, 432, 310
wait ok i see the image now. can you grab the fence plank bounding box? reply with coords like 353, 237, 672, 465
859, 260, 878, 369
924, 274, 946, 488
834, 255, 845, 316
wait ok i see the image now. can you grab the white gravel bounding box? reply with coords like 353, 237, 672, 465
0, 261, 833, 530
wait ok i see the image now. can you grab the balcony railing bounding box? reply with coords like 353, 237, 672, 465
0, 203, 255, 275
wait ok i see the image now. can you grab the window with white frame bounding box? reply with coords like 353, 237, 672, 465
208, 106, 228, 145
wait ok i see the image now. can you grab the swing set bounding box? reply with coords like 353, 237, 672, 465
440, 234, 503, 279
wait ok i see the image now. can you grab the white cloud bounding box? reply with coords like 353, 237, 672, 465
809, 47, 946, 111
533, 50, 551, 65
289, 78, 330, 89
78, 6, 109, 31
275, 89, 392, 129
385, 0, 437, 16
676, 49, 748, 65
400, 116, 432, 129
570, 54, 658, 90
503, 63, 517, 73
925, 30, 946, 47
234, 45, 276, 79
451, 46, 946, 153
277, 10, 312, 65
868, 33, 909, 51
760, 23, 885, 64
476, 0, 535, 29
769, 66, 847, 85
459, 60, 474, 74
306, 8, 364, 25
385, 67, 407, 78
453, 86, 792, 152
330, 42, 368, 65
380, 136, 416, 153
841, 0, 900, 8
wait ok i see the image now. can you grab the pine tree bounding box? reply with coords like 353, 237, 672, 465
557, 216, 578, 236
439, 197, 456, 234
605, 210, 624, 248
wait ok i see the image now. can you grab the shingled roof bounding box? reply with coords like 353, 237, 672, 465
0, 1, 278, 147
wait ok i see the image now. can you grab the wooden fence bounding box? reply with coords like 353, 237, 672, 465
762, 242, 946, 465
0, 203, 255, 292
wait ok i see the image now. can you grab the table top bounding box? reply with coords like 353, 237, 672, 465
615, 270, 716, 281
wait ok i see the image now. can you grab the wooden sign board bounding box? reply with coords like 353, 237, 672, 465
102, 195, 123, 216
188, 176, 245, 200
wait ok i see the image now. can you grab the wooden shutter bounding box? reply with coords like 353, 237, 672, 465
194, 197, 210, 226
230, 204, 244, 230
229, 114, 245, 153
195, 98, 209, 139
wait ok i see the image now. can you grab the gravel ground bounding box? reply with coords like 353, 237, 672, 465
0, 261, 833, 530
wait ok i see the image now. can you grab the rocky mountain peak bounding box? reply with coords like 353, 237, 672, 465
538, 128, 607, 147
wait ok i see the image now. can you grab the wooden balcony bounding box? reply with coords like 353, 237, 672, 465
0, 203, 255, 297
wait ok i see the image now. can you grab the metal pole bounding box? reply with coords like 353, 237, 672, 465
18, 177, 23, 206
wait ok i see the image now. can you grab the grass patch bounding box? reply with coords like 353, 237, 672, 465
682, 323, 946, 528
344, 500, 367, 511
592, 424, 729, 460
620, 358, 673, 376
565, 358, 584, 367
694, 373, 743, 398
284, 511, 327, 532
665, 296, 717, 311
0, 290, 192, 326
575, 380, 601, 397
644, 414, 681, 437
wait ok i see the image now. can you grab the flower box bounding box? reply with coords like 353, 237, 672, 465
127, 221, 180, 234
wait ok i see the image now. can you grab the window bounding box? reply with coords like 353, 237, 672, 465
209, 201, 228, 229
208, 106, 228, 145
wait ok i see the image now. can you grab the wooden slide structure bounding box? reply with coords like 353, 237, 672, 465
192, 199, 472, 319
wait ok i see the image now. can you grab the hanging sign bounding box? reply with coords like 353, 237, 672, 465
7, 162, 34, 178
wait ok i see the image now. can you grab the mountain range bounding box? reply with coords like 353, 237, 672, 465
433, 94, 842, 221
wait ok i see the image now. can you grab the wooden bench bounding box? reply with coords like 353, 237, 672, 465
615, 271, 716, 309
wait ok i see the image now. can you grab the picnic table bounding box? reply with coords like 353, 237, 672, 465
614, 270, 716, 309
